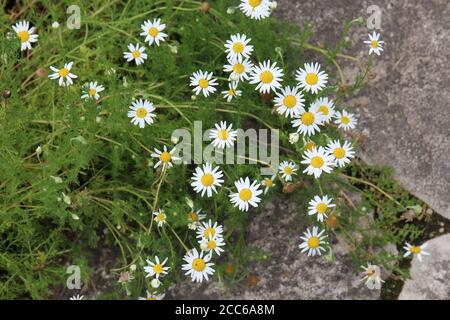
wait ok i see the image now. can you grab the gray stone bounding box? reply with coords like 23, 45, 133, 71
276, 0, 450, 219
399, 233, 450, 300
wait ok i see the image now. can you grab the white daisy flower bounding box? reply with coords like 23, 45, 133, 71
196, 220, 224, 240
364, 32, 384, 56
69, 294, 84, 300
139, 291, 165, 300
308, 195, 336, 222
222, 82, 242, 102
299, 226, 328, 256
200, 235, 226, 256
301, 146, 334, 179
144, 256, 169, 279
153, 209, 167, 227
295, 62, 328, 94
81, 81, 105, 101
334, 110, 357, 131
187, 208, 206, 228
224, 33, 254, 61
326, 140, 355, 168
229, 177, 263, 212
361, 263, 384, 290
310, 97, 335, 123
223, 56, 254, 82
48, 62, 77, 86
191, 163, 224, 197
261, 174, 276, 194
403, 242, 430, 262
12, 20, 38, 51
123, 43, 147, 65
304, 140, 316, 152
291, 108, 325, 136
140, 18, 168, 46
189, 70, 218, 97
249, 60, 284, 94
274, 86, 305, 118
127, 98, 156, 128
182, 248, 215, 283
278, 161, 297, 182
209, 121, 237, 149
150, 145, 180, 169
239, 0, 271, 20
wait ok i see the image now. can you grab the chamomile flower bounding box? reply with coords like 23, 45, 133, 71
361, 263, 384, 290
182, 248, 215, 283
188, 208, 206, 225
274, 86, 305, 118
123, 43, 147, 65
364, 32, 384, 56
69, 294, 84, 300
301, 146, 335, 179
189, 70, 218, 97
139, 291, 165, 300
291, 109, 325, 136
239, 0, 271, 20
308, 195, 336, 222
153, 209, 167, 227
140, 18, 168, 46
48, 62, 77, 86
150, 145, 180, 169
12, 21, 38, 51
261, 174, 276, 194
223, 56, 253, 82
209, 121, 237, 149
200, 235, 226, 256
229, 177, 263, 212
295, 62, 328, 94
81, 81, 105, 101
334, 110, 357, 131
310, 97, 335, 123
403, 242, 430, 262
326, 140, 355, 168
222, 82, 242, 102
249, 60, 284, 94
144, 256, 169, 279
279, 161, 297, 182
299, 226, 328, 256
191, 163, 224, 197
196, 220, 224, 240
127, 98, 156, 128
224, 33, 254, 60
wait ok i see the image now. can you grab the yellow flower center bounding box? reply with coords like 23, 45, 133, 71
192, 258, 206, 272
341, 116, 350, 125
148, 27, 159, 37
218, 129, 229, 140
316, 203, 328, 214
283, 95, 297, 108
371, 40, 379, 49
311, 156, 324, 168
132, 50, 141, 58
88, 88, 97, 96
308, 236, 320, 249
201, 174, 214, 187
228, 89, 236, 96
153, 264, 163, 274
199, 79, 209, 89
159, 151, 172, 163
249, 0, 261, 8
18, 31, 30, 43
239, 188, 253, 201
260, 71, 273, 84
318, 105, 329, 115
410, 246, 421, 254
58, 68, 69, 77
305, 141, 315, 151
147, 297, 157, 300
233, 63, 245, 74
190, 212, 199, 222
301, 112, 315, 126
203, 227, 215, 238
136, 107, 148, 119
305, 73, 319, 85
232, 42, 244, 54
265, 179, 273, 187
333, 147, 346, 159
284, 166, 293, 175
207, 240, 217, 250
156, 212, 165, 222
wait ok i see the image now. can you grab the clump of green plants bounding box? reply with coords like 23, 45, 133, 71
0, 0, 425, 300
